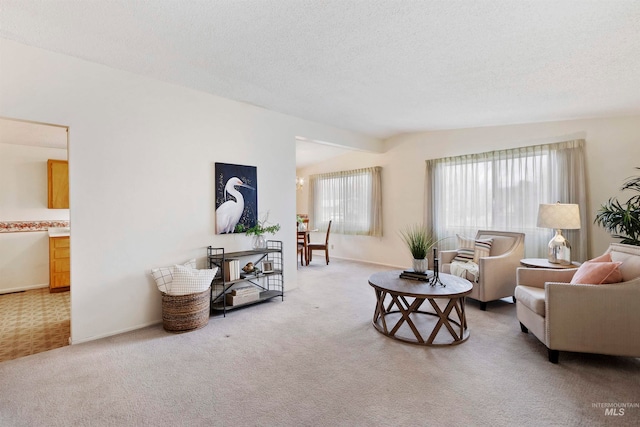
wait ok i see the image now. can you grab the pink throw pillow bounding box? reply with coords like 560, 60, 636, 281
570, 261, 623, 285
588, 253, 612, 263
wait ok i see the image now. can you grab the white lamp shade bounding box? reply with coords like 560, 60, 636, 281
537, 203, 581, 229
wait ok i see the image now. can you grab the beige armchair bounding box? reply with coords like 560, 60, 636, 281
441, 230, 525, 310
515, 243, 640, 363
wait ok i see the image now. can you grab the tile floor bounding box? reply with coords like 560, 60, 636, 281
0, 288, 70, 362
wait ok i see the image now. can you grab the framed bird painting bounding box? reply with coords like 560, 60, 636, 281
215, 163, 258, 234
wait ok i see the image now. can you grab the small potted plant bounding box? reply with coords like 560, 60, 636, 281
399, 224, 437, 273
244, 212, 281, 249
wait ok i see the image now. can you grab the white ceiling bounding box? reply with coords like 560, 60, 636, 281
295, 138, 358, 169
1, 1, 639, 158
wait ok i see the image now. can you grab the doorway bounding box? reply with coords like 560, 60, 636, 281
0, 117, 71, 362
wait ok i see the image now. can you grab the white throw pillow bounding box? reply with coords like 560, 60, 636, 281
150, 258, 197, 293
169, 264, 218, 296
453, 235, 494, 264
473, 238, 493, 263
453, 235, 475, 263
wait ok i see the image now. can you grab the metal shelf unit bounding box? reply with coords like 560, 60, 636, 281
207, 240, 283, 316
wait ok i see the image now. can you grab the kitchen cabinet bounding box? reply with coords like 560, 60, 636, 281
49, 236, 70, 292
48, 159, 69, 209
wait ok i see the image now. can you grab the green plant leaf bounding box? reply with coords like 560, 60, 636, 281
399, 224, 436, 259
594, 168, 640, 246
244, 211, 281, 236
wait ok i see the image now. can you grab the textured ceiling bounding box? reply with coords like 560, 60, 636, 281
1, 0, 639, 141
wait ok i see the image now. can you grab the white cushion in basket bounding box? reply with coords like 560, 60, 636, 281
150, 259, 197, 293
168, 264, 218, 296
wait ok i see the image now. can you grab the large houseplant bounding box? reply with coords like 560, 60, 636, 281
594, 168, 640, 246
399, 224, 438, 273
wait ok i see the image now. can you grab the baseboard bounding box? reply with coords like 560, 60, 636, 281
0, 283, 48, 294
70, 319, 163, 345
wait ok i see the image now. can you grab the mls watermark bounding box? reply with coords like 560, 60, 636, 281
592, 402, 639, 417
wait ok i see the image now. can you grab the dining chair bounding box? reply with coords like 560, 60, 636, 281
307, 220, 332, 265
297, 242, 305, 268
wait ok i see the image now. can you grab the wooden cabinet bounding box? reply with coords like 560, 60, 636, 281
48, 159, 69, 209
49, 236, 70, 292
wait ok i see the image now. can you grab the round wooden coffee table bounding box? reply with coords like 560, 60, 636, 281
368, 270, 472, 346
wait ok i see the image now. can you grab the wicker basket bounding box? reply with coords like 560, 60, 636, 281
161, 287, 210, 333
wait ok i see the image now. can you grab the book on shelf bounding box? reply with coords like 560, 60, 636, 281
232, 260, 240, 280
224, 259, 241, 281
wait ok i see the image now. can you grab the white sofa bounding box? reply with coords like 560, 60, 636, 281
441, 230, 525, 310
515, 243, 640, 363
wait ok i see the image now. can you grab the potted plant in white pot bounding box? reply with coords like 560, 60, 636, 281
399, 224, 437, 273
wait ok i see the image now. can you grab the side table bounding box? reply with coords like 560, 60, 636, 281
520, 258, 581, 269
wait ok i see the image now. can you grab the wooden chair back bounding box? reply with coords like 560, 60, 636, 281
324, 220, 332, 245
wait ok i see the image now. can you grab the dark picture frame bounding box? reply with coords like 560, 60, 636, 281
215, 163, 257, 234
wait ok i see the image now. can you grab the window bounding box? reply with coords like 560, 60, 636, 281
309, 167, 382, 236
426, 140, 587, 259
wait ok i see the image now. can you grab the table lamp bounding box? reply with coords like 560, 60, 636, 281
537, 203, 581, 265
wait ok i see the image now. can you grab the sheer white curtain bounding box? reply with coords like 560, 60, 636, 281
309, 167, 383, 236
426, 140, 588, 260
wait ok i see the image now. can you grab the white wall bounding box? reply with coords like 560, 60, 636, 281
0, 143, 68, 220
0, 39, 379, 343
298, 116, 640, 267
0, 232, 49, 292
0, 143, 68, 292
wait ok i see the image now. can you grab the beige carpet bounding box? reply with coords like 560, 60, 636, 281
0, 288, 70, 362
0, 259, 638, 426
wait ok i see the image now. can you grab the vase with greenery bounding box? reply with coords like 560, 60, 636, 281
243, 213, 281, 249
296, 215, 306, 231
594, 168, 640, 246
399, 224, 438, 273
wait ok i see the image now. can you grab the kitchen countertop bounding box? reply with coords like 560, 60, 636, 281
48, 227, 70, 237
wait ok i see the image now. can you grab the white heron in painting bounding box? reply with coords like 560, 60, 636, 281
216, 177, 254, 234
